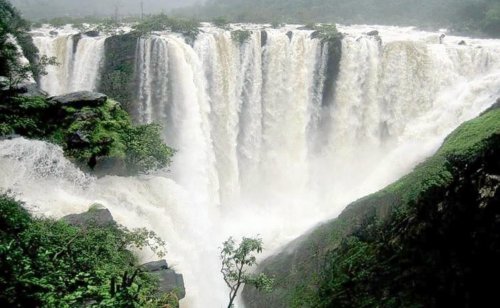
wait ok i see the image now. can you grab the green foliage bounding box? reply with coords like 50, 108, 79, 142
124, 124, 175, 174
231, 29, 251, 44
249, 106, 500, 307
0, 194, 173, 307
313, 24, 343, 44
133, 14, 201, 41
182, 0, 500, 37
221, 236, 274, 308
0, 95, 175, 174
0, 0, 42, 79
387, 107, 500, 203
213, 16, 231, 30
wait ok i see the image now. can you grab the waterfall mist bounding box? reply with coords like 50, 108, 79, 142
3, 24, 500, 307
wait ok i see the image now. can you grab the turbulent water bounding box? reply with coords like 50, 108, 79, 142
3, 24, 500, 307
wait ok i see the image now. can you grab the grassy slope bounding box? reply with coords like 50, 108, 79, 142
242, 104, 500, 307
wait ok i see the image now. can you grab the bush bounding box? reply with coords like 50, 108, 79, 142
231, 29, 251, 44
0, 95, 175, 174
133, 14, 201, 41
0, 194, 173, 307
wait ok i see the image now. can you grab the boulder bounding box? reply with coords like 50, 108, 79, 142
49, 91, 107, 108
141, 260, 169, 272
458, 40, 467, 46
67, 130, 91, 148
286, 31, 293, 40
141, 260, 186, 299
84, 30, 100, 37
14, 82, 48, 97
367, 30, 379, 36
49, 30, 58, 36
62, 204, 115, 228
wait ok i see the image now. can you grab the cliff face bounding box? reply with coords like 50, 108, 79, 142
243, 103, 500, 307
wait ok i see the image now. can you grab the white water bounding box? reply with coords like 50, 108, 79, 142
32, 28, 106, 95
6, 24, 500, 307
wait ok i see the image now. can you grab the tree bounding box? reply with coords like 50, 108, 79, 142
220, 236, 273, 308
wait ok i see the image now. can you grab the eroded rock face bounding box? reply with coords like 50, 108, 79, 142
49, 91, 107, 108
141, 260, 186, 300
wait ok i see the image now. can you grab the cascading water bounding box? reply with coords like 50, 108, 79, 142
32, 27, 106, 95
5, 24, 500, 307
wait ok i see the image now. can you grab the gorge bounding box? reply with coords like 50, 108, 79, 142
2, 23, 500, 306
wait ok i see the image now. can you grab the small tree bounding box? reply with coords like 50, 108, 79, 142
220, 236, 274, 308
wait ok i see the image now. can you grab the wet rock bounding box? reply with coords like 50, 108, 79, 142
458, 40, 467, 46
62, 204, 115, 228
67, 130, 91, 148
14, 82, 48, 97
261, 30, 267, 47
72, 33, 82, 53
141, 260, 186, 299
367, 30, 379, 36
49, 91, 107, 108
49, 30, 58, 36
84, 30, 100, 37
286, 31, 293, 40
141, 260, 169, 272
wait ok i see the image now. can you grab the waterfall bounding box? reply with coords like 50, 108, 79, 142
33, 31, 106, 95
15, 25, 500, 307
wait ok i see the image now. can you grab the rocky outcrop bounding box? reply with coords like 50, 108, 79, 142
243, 103, 500, 307
49, 91, 107, 108
62, 204, 115, 228
141, 260, 186, 299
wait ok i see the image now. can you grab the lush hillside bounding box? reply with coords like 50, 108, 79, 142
243, 101, 500, 307
181, 0, 500, 37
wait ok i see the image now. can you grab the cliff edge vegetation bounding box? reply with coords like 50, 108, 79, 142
243, 102, 500, 307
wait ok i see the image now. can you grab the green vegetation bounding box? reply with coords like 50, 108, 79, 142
244, 105, 500, 307
0, 94, 174, 174
0, 194, 177, 307
0, 0, 42, 80
231, 30, 251, 44
132, 14, 201, 41
212, 16, 231, 30
179, 0, 500, 38
221, 236, 274, 308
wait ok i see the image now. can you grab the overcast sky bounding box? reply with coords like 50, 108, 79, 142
10, 0, 205, 19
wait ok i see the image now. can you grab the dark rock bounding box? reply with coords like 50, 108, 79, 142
141, 260, 169, 272
310, 30, 320, 39
49, 91, 107, 108
261, 30, 267, 47
49, 30, 58, 36
141, 260, 186, 299
67, 131, 91, 148
84, 30, 100, 37
458, 40, 467, 46
367, 30, 379, 36
439, 33, 446, 44
0, 134, 21, 141
72, 33, 82, 54
14, 82, 48, 97
62, 204, 115, 228
72, 109, 99, 121
286, 31, 293, 40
